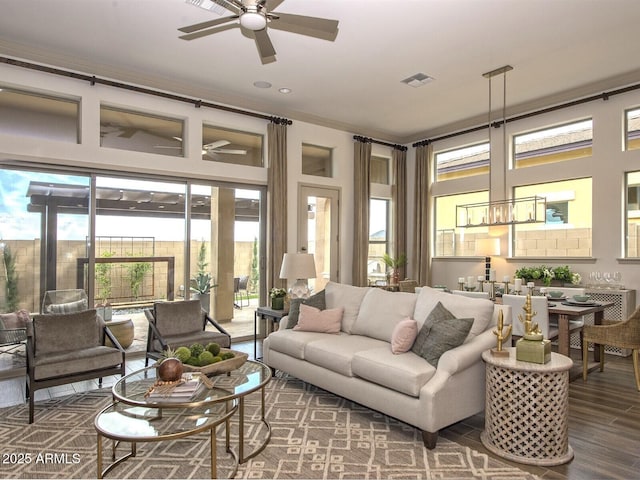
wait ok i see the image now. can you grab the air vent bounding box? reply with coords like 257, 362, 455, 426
401, 73, 435, 88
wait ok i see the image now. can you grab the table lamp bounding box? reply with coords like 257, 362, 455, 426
279, 253, 317, 299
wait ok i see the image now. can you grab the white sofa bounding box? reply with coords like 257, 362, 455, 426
263, 282, 512, 449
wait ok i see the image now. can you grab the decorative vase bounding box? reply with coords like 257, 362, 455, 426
271, 296, 284, 310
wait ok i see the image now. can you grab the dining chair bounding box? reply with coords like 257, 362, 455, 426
582, 306, 640, 391
502, 294, 556, 341
451, 290, 490, 300
234, 275, 250, 309
545, 287, 586, 349
144, 299, 231, 366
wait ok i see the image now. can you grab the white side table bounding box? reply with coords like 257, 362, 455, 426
481, 347, 574, 466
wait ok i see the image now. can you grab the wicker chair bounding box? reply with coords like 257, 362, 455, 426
398, 279, 418, 293
582, 306, 640, 391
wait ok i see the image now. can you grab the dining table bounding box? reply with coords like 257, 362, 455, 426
547, 300, 614, 360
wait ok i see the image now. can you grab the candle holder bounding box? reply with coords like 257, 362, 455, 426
488, 281, 496, 301
458, 281, 465, 291
502, 281, 510, 295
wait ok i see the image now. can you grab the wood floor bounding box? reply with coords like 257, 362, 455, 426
1, 342, 638, 479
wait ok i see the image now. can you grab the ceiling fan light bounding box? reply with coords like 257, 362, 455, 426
240, 12, 267, 31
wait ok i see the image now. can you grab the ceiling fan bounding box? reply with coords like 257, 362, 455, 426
155, 139, 247, 155
179, 0, 339, 62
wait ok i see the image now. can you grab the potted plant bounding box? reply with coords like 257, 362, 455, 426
382, 253, 407, 285
191, 272, 217, 312
514, 265, 581, 287
269, 287, 287, 310
95, 251, 114, 320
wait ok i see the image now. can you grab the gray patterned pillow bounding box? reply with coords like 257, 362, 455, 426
411, 301, 473, 367
286, 290, 326, 329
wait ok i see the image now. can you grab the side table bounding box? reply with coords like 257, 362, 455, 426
481, 347, 574, 466
254, 306, 286, 359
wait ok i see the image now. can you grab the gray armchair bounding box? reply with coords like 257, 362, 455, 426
26, 309, 125, 423
144, 299, 231, 366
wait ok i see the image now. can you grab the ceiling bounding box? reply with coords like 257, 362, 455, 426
1, 0, 640, 143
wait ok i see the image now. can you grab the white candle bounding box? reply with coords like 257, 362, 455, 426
527, 281, 535, 288
467, 276, 475, 286
489, 269, 496, 281
458, 277, 465, 284
477, 275, 484, 282
503, 275, 510, 283
514, 278, 522, 290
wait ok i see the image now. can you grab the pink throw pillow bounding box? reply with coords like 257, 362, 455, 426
293, 304, 343, 334
391, 317, 418, 354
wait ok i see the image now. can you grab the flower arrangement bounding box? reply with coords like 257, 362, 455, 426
514, 265, 581, 286
269, 287, 287, 299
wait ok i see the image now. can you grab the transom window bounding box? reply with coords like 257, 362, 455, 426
202, 124, 263, 167
435, 143, 489, 182
513, 119, 593, 168
625, 108, 640, 151
626, 171, 640, 257
371, 155, 390, 185
302, 143, 332, 177
434, 191, 489, 256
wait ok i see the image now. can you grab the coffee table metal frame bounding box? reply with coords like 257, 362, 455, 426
95, 360, 272, 479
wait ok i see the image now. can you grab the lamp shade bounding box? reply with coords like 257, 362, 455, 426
476, 238, 500, 256
279, 253, 317, 280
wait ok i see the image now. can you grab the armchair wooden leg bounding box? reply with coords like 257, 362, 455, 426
599, 345, 605, 372
421, 430, 438, 449
633, 349, 640, 392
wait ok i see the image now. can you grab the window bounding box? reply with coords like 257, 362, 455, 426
434, 191, 489, 256
513, 178, 592, 257
371, 156, 390, 185
513, 119, 593, 168
202, 124, 263, 167
625, 108, 640, 151
434, 143, 490, 182
368, 198, 389, 284
302, 143, 332, 177
0, 87, 79, 143
626, 171, 640, 257
100, 106, 184, 156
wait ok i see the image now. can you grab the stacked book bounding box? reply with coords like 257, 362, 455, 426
145, 377, 202, 402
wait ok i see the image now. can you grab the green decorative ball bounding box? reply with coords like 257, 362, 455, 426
206, 342, 221, 356
220, 351, 235, 360
174, 346, 191, 363
198, 351, 215, 366
189, 343, 205, 357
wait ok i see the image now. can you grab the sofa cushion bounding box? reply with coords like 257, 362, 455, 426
293, 304, 343, 333
412, 301, 473, 367
286, 290, 326, 329
391, 317, 418, 354
352, 347, 436, 397
266, 329, 331, 360
413, 286, 494, 341
325, 282, 371, 333
304, 335, 386, 377
351, 288, 417, 342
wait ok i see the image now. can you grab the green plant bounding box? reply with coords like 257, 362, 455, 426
2, 244, 19, 312
125, 257, 152, 300
514, 265, 580, 285
382, 253, 407, 271
191, 271, 216, 295
95, 251, 115, 303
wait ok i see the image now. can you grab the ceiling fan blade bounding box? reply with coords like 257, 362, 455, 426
268, 12, 338, 41
179, 22, 238, 40
215, 149, 247, 155
178, 15, 237, 34
265, 0, 285, 10
254, 29, 276, 60
203, 140, 231, 149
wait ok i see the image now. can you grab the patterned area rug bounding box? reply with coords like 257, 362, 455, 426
0, 374, 538, 479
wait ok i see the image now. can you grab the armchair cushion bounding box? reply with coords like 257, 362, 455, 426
0, 310, 30, 329
33, 309, 100, 355
154, 300, 203, 336
32, 346, 123, 380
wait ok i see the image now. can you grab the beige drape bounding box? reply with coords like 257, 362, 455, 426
413, 143, 432, 286
267, 121, 288, 291
392, 147, 407, 280
352, 138, 371, 286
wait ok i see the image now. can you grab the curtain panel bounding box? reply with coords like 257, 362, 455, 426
414, 143, 432, 286
352, 139, 371, 286
392, 148, 407, 281
267, 122, 288, 291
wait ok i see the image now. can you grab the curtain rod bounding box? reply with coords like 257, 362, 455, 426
353, 135, 408, 151
412, 81, 640, 147
0, 56, 292, 125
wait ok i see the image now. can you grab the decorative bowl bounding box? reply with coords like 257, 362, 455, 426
548, 291, 564, 298
181, 348, 248, 375
572, 295, 590, 303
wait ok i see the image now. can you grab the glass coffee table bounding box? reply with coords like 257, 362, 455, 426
95, 360, 272, 479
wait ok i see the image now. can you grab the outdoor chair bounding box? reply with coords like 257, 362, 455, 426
41, 289, 88, 314
144, 299, 231, 366
398, 279, 418, 293
234, 275, 250, 309
26, 309, 125, 423
582, 306, 640, 391
0, 310, 30, 356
